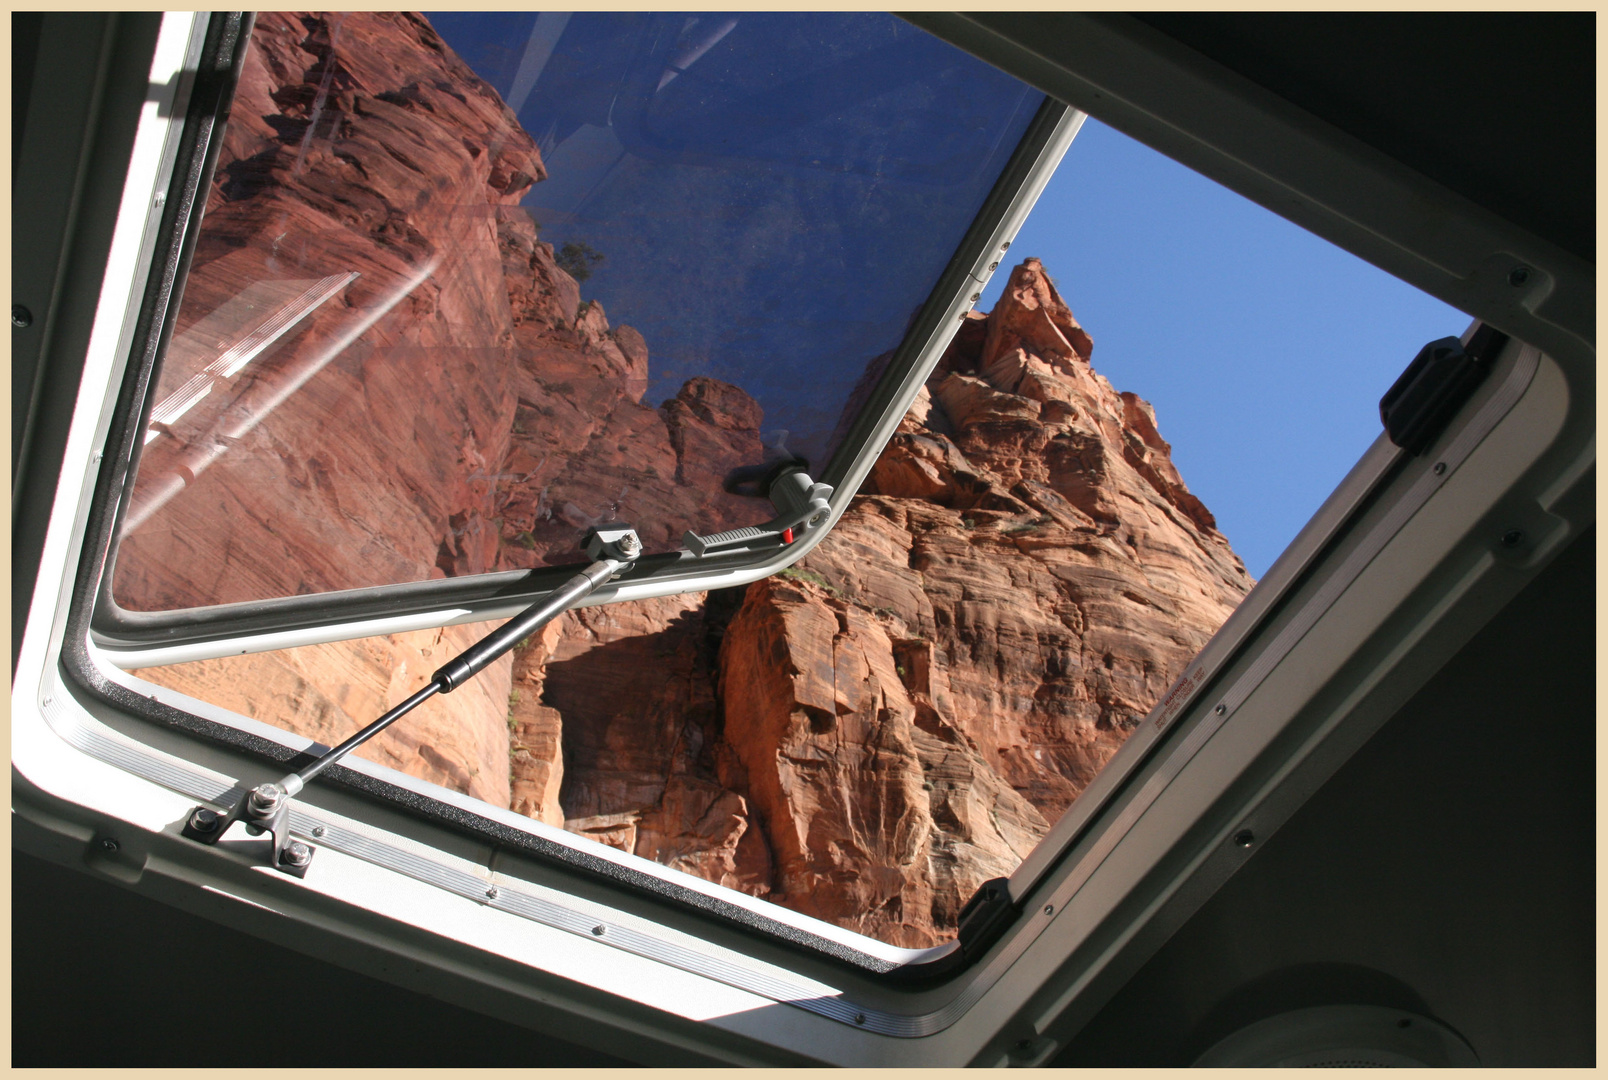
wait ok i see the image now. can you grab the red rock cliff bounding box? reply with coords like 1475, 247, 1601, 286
131, 14, 1252, 948
512, 260, 1252, 946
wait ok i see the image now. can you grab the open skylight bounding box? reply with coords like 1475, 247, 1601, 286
101, 10, 1483, 954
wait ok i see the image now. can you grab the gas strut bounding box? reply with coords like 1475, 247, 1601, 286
179, 525, 643, 875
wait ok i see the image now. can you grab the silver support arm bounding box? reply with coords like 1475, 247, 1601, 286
181, 526, 643, 874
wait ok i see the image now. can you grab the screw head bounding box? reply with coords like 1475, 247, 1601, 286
1001, 240, 1011, 250
98, 837, 120, 853
1017, 1038, 1036, 1051
1043, 904, 1054, 916
854, 1013, 867, 1025
1501, 529, 1524, 548
485, 886, 499, 900
970, 293, 981, 303
1433, 461, 1447, 475
281, 840, 312, 867
1213, 703, 1227, 716
989, 261, 999, 271
12, 305, 33, 328
617, 533, 641, 557
1234, 829, 1255, 848
311, 825, 326, 838
248, 783, 284, 816
1507, 265, 1531, 287
591, 924, 606, 936
189, 808, 221, 833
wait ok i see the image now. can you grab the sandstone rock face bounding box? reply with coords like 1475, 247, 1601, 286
127, 14, 1251, 948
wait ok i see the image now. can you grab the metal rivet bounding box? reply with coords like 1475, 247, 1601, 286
1043, 904, 1054, 916
99, 837, 120, 853
12, 305, 33, 328
854, 1013, 866, 1025
989, 261, 999, 271
485, 886, 499, 900
1001, 240, 1011, 250
1213, 703, 1227, 716
970, 293, 981, 303
1234, 829, 1255, 848
42, 696, 52, 707
154, 192, 166, 207
591, 924, 606, 936
1501, 529, 1524, 548
1433, 461, 1447, 475
311, 825, 326, 838
1507, 265, 1530, 287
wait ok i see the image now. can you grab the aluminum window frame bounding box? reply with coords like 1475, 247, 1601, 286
15, 10, 1595, 1067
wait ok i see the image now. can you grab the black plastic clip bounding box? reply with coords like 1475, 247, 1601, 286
956, 876, 1019, 961
1379, 324, 1509, 455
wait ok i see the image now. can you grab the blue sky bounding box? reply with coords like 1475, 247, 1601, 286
983, 117, 1468, 577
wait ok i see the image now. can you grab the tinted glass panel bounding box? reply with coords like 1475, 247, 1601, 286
111, 11, 1041, 612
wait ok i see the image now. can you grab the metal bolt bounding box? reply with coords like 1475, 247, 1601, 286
1501, 529, 1524, 548
1234, 829, 1255, 848
618, 533, 641, 557
98, 837, 120, 853
485, 886, 499, 900
280, 840, 312, 867
248, 783, 284, 816
311, 825, 326, 838
809, 511, 827, 527
1213, 703, 1227, 716
591, 924, 606, 936
1043, 904, 1054, 916
189, 808, 221, 833
1433, 461, 1447, 476
1507, 265, 1531, 287
12, 305, 33, 328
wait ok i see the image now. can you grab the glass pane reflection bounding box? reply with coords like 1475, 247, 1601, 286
113, 11, 1041, 612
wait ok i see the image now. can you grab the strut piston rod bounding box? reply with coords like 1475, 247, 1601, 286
180, 525, 643, 873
